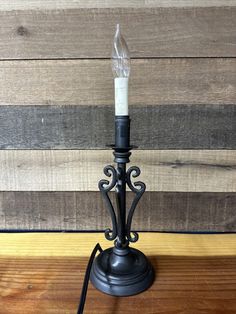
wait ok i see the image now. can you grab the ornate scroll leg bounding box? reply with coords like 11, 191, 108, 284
126, 166, 146, 243
98, 165, 118, 241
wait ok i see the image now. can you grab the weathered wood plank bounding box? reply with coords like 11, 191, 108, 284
0, 233, 235, 313
0, 59, 235, 106
0, 150, 235, 192
0, 192, 235, 232
0, 7, 235, 58
0, 104, 236, 149
1, 1, 236, 10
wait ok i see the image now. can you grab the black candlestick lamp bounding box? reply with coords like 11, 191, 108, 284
90, 25, 154, 296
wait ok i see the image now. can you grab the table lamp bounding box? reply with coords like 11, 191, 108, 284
90, 24, 154, 296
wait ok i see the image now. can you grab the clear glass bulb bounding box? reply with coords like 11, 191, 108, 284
111, 24, 130, 78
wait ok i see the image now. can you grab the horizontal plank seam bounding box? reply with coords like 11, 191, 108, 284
0, 56, 236, 61
0, 104, 235, 108
0, 230, 235, 234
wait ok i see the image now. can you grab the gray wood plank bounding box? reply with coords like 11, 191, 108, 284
1, 150, 235, 192
0, 105, 235, 149
1, 59, 235, 106
0, 7, 235, 59
0, 191, 235, 232
2, 1, 236, 10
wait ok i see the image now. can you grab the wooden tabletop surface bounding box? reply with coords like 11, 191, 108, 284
0, 232, 235, 314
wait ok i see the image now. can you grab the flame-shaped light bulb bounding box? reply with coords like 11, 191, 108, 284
112, 24, 130, 78
112, 24, 130, 116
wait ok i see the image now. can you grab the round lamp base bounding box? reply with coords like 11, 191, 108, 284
90, 246, 154, 297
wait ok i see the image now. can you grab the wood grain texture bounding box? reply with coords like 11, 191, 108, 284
0, 192, 236, 232
2, 1, 236, 10
0, 150, 235, 192
0, 256, 236, 314
0, 7, 235, 58
0, 59, 235, 106
1, 104, 236, 149
0, 233, 235, 313
0, 232, 235, 258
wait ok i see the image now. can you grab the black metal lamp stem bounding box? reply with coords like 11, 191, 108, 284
116, 162, 126, 247
114, 116, 131, 247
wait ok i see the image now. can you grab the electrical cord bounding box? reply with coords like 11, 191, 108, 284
77, 243, 103, 314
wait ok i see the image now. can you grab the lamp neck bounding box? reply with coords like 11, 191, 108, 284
115, 115, 130, 149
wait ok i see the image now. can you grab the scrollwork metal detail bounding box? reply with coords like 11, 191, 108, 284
98, 165, 118, 241
99, 163, 146, 244
126, 166, 146, 242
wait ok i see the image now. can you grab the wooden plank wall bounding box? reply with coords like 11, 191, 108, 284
0, 1, 235, 232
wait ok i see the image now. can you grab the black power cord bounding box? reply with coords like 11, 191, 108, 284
77, 243, 103, 314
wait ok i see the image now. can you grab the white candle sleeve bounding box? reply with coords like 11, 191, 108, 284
115, 77, 129, 116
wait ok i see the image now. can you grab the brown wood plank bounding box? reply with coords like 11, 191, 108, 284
0, 104, 235, 149
0, 59, 235, 106
0, 150, 235, 192
0, 255, 235, 313
0, 233, 235, 313
0, 192, 236, 232
0, 7, 235, 58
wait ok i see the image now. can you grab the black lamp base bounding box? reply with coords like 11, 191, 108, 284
90, 246, 154, 296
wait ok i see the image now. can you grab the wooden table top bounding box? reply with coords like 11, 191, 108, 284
0, 232, 235, 314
